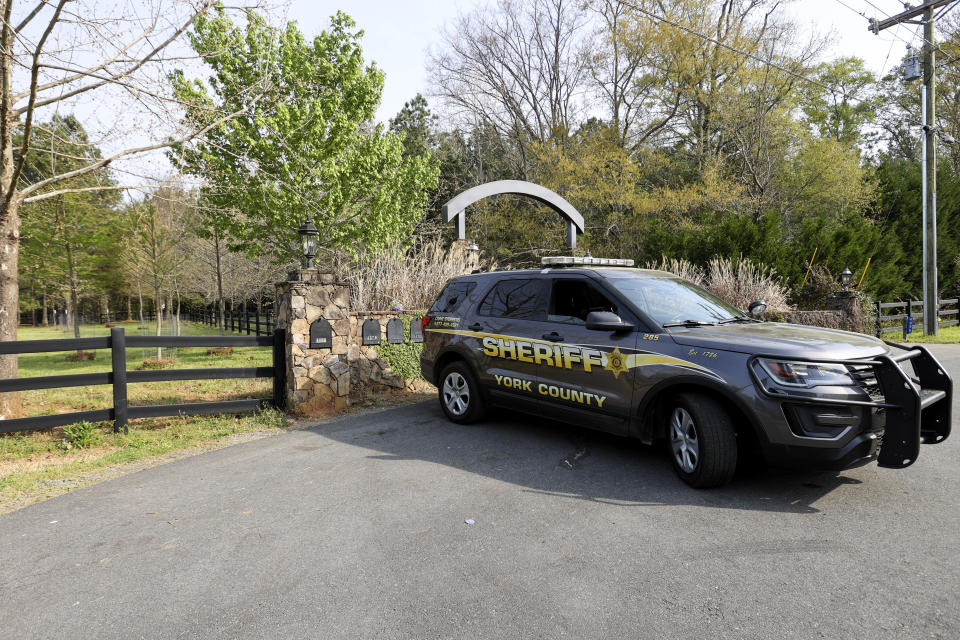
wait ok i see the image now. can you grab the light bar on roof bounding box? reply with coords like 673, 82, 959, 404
541, 256, 635, 267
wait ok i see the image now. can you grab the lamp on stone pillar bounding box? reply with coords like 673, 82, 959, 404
840, 267, 853, 291
465, 240, 479, 269
298, 216, 319, 269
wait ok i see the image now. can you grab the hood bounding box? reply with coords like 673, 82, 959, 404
667, 322, 889, 359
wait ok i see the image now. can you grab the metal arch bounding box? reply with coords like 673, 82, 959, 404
441, 180, 585, 248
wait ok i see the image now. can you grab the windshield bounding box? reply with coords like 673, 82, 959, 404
608, 276, 743, 326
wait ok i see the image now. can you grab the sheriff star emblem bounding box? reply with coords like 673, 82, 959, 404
604, 347, 629, 379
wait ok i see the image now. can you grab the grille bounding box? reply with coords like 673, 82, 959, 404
848, 363, 884, 401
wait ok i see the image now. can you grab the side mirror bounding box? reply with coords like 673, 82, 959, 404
585, 311, 634, 332
748, 301, 767, 319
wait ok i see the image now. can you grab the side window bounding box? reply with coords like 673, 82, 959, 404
429, 281, 477, 314
478, 279, 544, 320
548, 279, 618, 325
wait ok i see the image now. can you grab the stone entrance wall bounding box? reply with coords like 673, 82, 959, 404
275, 270, 430, 414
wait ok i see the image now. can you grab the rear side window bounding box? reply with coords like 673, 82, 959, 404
429, 281, 476, 314
478, 279, 544, 320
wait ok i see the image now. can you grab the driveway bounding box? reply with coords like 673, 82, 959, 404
2, 346, 959, 639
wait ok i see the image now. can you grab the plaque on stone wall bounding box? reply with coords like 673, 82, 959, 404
362, 319, 381, 345
409, 318, 424, 343
386, 318, 404, 344
309, 318, 332, 349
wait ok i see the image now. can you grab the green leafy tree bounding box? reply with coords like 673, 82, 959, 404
169, 9, 439, 264
19, 115, 121, 340
800, 57, 881, 147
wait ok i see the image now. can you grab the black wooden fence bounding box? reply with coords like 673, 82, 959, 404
0, 327, 286, 435
189, 309, 277, 336
875, 298, 958, 338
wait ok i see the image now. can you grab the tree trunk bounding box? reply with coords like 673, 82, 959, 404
41, 291, 48, 326
0, 200, 21, 417
127, 295, 132, 322
214, 230, 225, 336
137, 287, 144, 328
154, 285, 162, 360
0, 1, 21, 417
175, 287, 181, 337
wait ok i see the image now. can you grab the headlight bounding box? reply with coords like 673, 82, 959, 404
757, 359, 856, 387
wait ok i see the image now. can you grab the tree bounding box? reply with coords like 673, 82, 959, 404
169, 9, 439, 265
429, 0, 588, 172
800, 57, 880, 147
19, 115, 120, 341
120, 190, 188, 359
0, 0, 254, 417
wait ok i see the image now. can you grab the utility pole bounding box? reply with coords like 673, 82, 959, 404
870, 0, 956, 336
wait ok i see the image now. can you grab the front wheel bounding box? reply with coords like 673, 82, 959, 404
668, 393, 737, 488
438, 361, 486, 424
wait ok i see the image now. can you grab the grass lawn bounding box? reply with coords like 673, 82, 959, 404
1, 320, 285, 513
882, 324, 960, 344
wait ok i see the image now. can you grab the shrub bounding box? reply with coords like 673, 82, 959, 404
647, 254, 791, 312
61, 421, 101, 450
705, 255, 790, 312
792, 265, 837, 310
139, 357, 178, 369
375, 315, 424, 380
338, 238, 497, 311
645, 256, 705, 286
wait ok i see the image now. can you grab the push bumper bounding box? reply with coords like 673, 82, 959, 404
749, 344, 952, 469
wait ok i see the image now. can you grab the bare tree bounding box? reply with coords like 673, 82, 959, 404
430, 0, 588, 170
584, 0, 680, 148
0, 0, 257, 416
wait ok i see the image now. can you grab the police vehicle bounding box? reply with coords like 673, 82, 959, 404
419, 256, 952, 487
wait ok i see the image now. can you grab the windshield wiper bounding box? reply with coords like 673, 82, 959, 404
662, 320, 717, 328
717, 315, 758, 324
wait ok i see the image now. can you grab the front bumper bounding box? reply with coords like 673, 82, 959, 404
749, 344, 952, 469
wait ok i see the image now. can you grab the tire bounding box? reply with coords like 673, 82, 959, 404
437, 361, 486, 424
667, 392, 737, 488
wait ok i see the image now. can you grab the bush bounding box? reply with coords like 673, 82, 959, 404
139, 357, 177, 369
645, 256, 706, 286
792, 265, 837, 310
338, 238, 497, 311
375, 315, 424, 380
61, 421, 101, 450
705, 255, 790, 312
647, 254, 791, 312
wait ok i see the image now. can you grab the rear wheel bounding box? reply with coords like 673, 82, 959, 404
438, 361, 486, 424
668, 393, 737, 488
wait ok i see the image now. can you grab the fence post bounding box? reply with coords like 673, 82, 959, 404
111, 327, 128, 434
272, 328, 287, 410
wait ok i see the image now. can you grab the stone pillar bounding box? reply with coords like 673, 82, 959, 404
827, 290, 859, 331
275, 270, 352, 413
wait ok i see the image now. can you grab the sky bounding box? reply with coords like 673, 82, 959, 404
15, 0, 938, 186
286, 0, 926, 125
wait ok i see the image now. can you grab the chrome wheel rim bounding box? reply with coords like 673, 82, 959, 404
670, 407, 699, 473
442, 372, 470, 416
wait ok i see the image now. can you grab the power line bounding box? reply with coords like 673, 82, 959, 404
620, 1, 869, 105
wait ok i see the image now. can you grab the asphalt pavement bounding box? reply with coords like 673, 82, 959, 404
2, 346, 959, 639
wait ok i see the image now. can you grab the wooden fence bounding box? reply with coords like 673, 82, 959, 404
874, 298, 958, 338
0, 327, 286, 435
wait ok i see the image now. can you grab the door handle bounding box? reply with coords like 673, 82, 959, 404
542, 331, 564, 342
468, 323, 483, 332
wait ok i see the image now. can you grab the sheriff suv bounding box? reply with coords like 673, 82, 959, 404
419, 256, 953, 488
